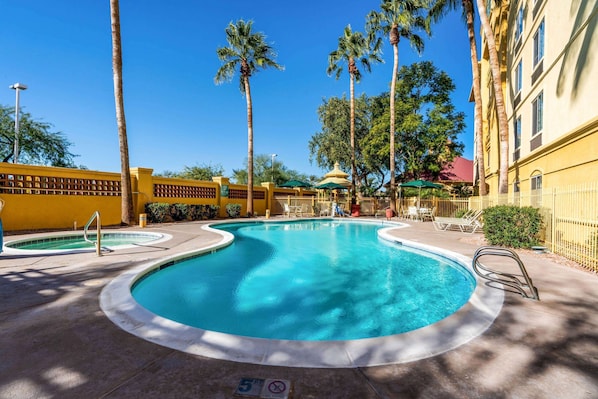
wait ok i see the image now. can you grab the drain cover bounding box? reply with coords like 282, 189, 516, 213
234, 378, 291, 399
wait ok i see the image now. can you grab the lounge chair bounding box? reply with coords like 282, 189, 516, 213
433, 209, 483, 233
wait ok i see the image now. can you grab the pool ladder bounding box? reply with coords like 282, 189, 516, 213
472, 246, 540, 300
84, 211, 102, 256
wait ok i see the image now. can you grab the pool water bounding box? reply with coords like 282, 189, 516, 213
7, 232, 162, 250
132, 220, 475, 341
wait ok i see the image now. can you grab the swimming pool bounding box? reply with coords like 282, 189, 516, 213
4, 231, 171, 254
101, 219, 503, 367
132, 221, 475, 341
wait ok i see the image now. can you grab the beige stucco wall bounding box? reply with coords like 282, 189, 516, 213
484, 0, 598, 194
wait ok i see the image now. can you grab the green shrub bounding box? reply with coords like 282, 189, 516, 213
169, 203, 188, 221
145, 202, 169, 223
226, 203, 241, 218
205, 205, 220, 219
482, 205, 542, 248
145, 203, 220, 223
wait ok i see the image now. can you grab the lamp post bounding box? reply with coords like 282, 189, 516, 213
9, 83, 28, 164
271, 153, 277, 183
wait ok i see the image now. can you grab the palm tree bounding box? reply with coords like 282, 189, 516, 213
366, 0, 431, 212
428, 0, 487, 195
475, 0, 509, 194
327, 25, 382, 205
215, 20, 283, 217
109, 0, 134, 225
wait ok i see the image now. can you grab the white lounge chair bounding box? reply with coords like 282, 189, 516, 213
433, 209, 483, 233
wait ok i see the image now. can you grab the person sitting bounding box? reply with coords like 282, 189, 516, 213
335, 204, 349, 217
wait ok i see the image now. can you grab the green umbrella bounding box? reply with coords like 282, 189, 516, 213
400, 180, 442, 208
279, 179, 312, 188
400, 179, 443, 189
314, 182, 347, 190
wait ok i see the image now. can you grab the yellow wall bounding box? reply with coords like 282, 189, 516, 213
0, 163, 294, 232
482, 0, 598, 195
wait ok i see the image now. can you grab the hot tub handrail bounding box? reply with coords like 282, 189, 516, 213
84, 211, 102, 256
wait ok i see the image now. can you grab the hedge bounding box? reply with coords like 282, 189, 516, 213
144, 203, 220, 223
482, 205, 542, 248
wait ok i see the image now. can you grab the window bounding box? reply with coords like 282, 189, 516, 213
532, 91, 543, 136
531, 174, 542, 206
514, 116, 522, 149
513, 116, 522, 161
533, 19, 545, 67
515, 6, 524, 43
515, 60, 523, 94
531, 175, 542, 190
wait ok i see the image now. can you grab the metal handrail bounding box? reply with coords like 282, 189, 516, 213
83, 211, 102, 256
472, 246, 540, 300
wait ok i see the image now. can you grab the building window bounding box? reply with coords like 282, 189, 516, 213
531, 174, 542, 190
514, 116, 522, 148
531, 173, 542, 206
515, 60, 523, 95
515, 6, 524, 43
533, 19, 545, 67
513, 116, 522, 161
532, 91, 543, 136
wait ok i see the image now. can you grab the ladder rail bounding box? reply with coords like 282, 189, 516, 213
83, 211, 102, 256
473, 246, 540, 300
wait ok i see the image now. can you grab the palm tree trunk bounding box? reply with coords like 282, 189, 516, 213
465, 0, 487, 195
110, 0, 134, 225
244, 75, 254, 217
476, 0, 509, 194
350, 71, 357, 205
389, 40, 399, 212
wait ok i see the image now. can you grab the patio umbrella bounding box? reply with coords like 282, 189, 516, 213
314, 182, 347, 190
279, 179, 311, 188
400, 179, 442, 208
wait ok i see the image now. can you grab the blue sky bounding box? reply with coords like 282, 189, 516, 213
1, 0, 477, 179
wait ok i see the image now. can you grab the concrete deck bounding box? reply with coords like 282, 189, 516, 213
1, 219, 597, 398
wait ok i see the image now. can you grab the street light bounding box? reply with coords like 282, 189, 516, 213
271, 153, 277, 183
9, 83, 28, 164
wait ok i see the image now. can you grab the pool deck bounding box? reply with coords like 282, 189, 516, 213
1, 218, 597, 398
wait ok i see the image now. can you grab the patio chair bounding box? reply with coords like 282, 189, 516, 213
283, 203, 298, 218
407, 206, 419, 221
433, 209, 484, 233
420, 206, 436, 222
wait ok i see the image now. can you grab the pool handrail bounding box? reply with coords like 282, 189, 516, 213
84, 211, 102, 256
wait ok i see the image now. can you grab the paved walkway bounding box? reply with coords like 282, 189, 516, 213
1, 219, 597, 398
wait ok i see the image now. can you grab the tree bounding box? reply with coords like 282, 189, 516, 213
369, 61, 465, 180
110, 0, 134, 225
327, 24, 382, 204
232, 154, 311, 186
215, 20, 283, 217
475, 0, 509, 194
158, 163, 225, 180
428, 0, 487, 195
309, 95, 386, 195
1, 105, 77, 166
366, 0, 431, 211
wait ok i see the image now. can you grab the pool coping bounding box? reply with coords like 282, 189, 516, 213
99, 219, 504, 368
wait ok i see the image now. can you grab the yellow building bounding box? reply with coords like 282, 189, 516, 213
479, 0, 598, 195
